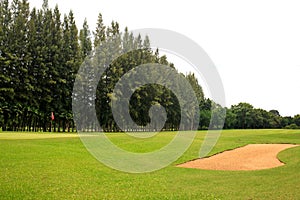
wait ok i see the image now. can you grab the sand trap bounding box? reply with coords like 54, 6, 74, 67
177, 144, 299, 171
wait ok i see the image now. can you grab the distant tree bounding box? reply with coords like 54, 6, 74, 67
285, 123, 299, 129
267, 111, 281, 128
281, 116, 294, 128
186, 73, 204, 103
294, 114, 300, 127
198, 98, 212, 129
269, 110, 280, 117
224, 108, 236, 129
210, 103, 226, 129
231, 103, 255, 129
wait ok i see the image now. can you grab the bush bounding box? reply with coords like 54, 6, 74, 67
285, 123, 299, 129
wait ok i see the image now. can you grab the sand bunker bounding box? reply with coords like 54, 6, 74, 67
177, 144, 299, 171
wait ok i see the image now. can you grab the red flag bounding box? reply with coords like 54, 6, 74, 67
51, 112, 55, 121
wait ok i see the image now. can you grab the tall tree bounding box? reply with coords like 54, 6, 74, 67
79, 18, 92, 60
11, 0, 31, 102
93, 13, 106, 47
231, 103, 255, 129
186, 73, 204, 103
59, 11, 80, 131
0, 0, 14, 130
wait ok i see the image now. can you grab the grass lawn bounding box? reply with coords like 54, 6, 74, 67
0, 129, 299, 199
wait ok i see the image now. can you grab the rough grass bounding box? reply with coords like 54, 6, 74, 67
0, 129, 299, 199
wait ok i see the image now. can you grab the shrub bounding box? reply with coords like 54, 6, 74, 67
285, 123, 299, 129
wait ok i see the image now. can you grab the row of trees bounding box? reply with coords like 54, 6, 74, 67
0, 0, 84, 131
0, 0, 208, 132
223, 103, 300, 129
0, 0, 298, 132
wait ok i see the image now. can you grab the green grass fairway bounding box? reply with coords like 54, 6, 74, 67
1, 130, 300, 199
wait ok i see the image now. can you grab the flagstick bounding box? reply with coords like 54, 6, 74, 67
50, 112, 54, 132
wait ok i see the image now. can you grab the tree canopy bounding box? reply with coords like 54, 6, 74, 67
0, 0, 298, 132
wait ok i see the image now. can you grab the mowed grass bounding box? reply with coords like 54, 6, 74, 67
0, 130, 300, 199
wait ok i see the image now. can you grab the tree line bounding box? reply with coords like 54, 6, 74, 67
0, 0, 82, 131
0, 0, 299, 132
224, 103, 300, 129
0, 0, 207, 132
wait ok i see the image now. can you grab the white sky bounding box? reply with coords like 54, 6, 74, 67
28, 0, 300, 117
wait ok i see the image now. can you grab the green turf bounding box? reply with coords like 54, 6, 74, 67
0, 130, 299, 199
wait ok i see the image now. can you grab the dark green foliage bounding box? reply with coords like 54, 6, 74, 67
94, 35, 182, 131
285, 123, 299, 129
223, 102, 297, 129
0, 1, 207, 132
0, 1, 82, 131
0, 1, 298, 132
294, 114, 300, 127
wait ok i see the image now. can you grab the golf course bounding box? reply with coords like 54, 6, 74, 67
1, 0, 300, 199
1, 129, 299, 199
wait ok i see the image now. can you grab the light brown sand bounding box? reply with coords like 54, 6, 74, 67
177, 144, 299, 171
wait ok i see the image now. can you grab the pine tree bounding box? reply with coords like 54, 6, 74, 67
186, 73, 204, 103
0, 0, 14, 130
93, 13, 106, 47
122, 27, 131, 52
0, 0, 14, 104
38, 4, 55, 131
79, 18, 92, 60
26, 7, 42, 131
50, 5, 65, 131
9, 0, 32, 130
61, 10, 80, 131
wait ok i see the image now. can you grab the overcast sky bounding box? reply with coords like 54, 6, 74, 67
29, 0, 300, 116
